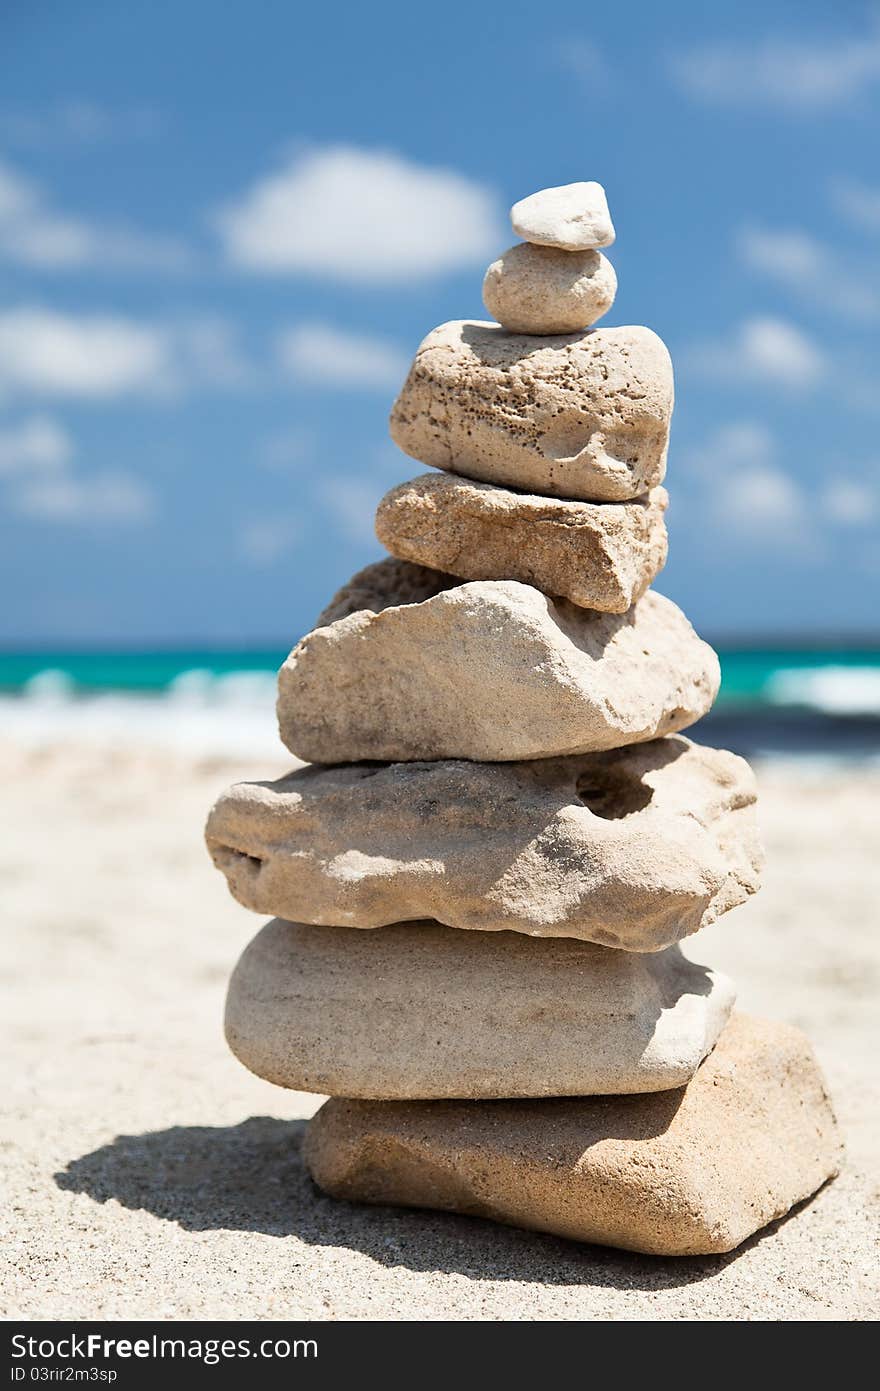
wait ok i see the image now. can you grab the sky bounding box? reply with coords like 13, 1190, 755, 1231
2, 0, 879, 647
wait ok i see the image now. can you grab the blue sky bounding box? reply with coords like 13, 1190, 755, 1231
2, 0, 879, 646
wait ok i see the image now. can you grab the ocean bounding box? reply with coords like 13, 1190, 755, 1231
2, 646, 879, 762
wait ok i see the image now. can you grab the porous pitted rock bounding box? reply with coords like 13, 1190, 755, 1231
318, 556, 452, 622
206, 736, 761, 949
375, 473, 667, 613
224, 918, 736, 1099
511, 181, 615, 251
304, 1014, 843, 1256
482, 243, 617, 334
277, 563, 719, 763
389, 321, 673, 502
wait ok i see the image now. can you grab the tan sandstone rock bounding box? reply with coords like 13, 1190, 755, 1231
317, 557, 450, 623
482, 243, 617, 334
389, 321, 672, 502
277, 563, 719, 763
375, 473, 668, 613
206, 736, 761, 949
304, 1014, 843, 1256
225, 919, 736, 1099
511, 181, 615, 250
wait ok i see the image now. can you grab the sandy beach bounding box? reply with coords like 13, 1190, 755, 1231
3, 737, 878, 1321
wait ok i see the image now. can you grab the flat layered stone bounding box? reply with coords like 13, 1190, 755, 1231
375, 473, 668, 613
482, 243, 617, 334
389, 321, 673, 502
225, 919, 736, 1099
511, 181, 615, 250
206, 735, 761, 950
304, 1014, 843, 1256
277, 563, 719, 763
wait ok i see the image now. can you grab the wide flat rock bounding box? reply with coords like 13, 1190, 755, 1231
277, 562, 719, 763
224, 919, 736, 1099
375, 473, 668, 613
206, 735, 762, 950
304, 1014, 843, 1257
389, 321, 673, 502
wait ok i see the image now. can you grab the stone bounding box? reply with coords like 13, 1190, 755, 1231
304, 1014, 843, 1256
206, 735, 761, 950
482, 243, 617, 334
318, 557, 450, 624
225, 919, 737, 1100
389, 321, 673, 502
374, 473, 668, 613
511, 181, 615, 251
277, 564, 719, 763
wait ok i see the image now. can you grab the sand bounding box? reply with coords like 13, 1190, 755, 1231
2, 738, 878, 1321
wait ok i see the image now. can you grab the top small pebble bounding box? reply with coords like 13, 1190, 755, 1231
511, 181, 615, 251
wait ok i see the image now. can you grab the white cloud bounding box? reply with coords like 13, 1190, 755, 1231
681, 420, 776, 476
239, 514, 301, 565
14, 471, 154, 523
0, 158, 189, 271
686, 317, 825, 389
174, 317, 254, 388
682, 422, 879, 550
0, 307, 170, 398
278, 322, 408, 391
260, 428, 314, 473
821, 478, 877, 525
0, 411, 155, 524
0, 416, 72, 474
668, 28, 880, 111
215, 145, 502, 282
738, 226, 824, 283
840, 375, 880, 416
317, 475, 384, 543
738, 224, 880, 320
0, 102, 163, 147
0, 306, 251, 401
556, 38, 607, 83
723, 466, 806, 528
679, 419, 811, 548
735, 319, 825, 387
832, 177, 880, 231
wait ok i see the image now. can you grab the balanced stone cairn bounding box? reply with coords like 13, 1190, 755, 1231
206, 180, 842, 1257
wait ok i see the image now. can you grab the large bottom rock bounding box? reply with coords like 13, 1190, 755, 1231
304, 1015, 842, 1255
225, 919, 736, 1099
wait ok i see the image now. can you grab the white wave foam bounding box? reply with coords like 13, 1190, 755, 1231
2, 668, 283, 758
765, 666, 880, 716
5, 662, 880, 759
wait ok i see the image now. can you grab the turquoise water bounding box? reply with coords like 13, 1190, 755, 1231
2, 645, 878, 760
1, 646, 879, 709
0, 649, 291, 694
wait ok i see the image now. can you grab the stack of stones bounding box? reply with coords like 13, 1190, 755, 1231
206, 181, 841, 1256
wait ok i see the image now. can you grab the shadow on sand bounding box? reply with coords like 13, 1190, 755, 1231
53, 1114, 817, 1293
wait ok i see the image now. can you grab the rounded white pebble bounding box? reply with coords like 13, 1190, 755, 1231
482, 242, 617, 334
511, 181, 615, 251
